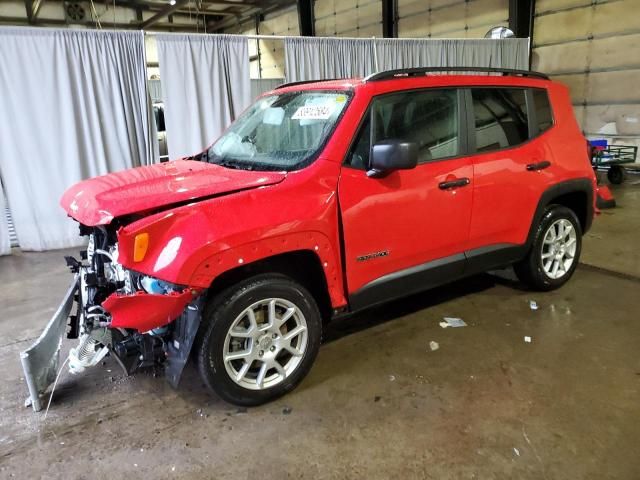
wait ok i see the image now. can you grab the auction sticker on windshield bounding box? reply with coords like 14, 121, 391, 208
292, 104, 334, 120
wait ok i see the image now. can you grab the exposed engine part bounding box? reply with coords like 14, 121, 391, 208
85, 305, 111, 328
113, 333, 165, 373
67, 289, 82, 339
64, 255, 81, 273
63, 226, 188, 379
68, 331, 110, 374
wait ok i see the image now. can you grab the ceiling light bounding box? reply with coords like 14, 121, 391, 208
169, 0, 176, 5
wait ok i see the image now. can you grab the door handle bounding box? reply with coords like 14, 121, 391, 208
438, 177, 470, 190
526, 160, 551, 171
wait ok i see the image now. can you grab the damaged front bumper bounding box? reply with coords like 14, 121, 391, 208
20, 267, 203, 413
20, 275, 79, 412
103, 288, 197, 333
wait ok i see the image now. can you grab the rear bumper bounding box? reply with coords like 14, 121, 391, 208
20, 275, 79, 412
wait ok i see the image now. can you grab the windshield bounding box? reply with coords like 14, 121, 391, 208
206, 91, 351, 171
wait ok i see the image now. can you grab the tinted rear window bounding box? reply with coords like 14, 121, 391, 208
472, 88, 529, 152
533, 89, 553, 133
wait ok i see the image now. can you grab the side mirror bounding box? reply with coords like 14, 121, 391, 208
367, 139, 418, 178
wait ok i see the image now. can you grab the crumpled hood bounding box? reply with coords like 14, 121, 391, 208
60, 160, 286, 226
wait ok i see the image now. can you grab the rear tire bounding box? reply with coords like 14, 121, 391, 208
195, 274, 322, 406
514, 205, 582, 291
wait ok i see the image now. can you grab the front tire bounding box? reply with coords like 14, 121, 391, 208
514, 205, 582, 291
196, 274, 322, 406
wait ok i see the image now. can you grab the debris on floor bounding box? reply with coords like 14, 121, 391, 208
389, 375, 396, 381
429, 341, 440, 351
514, 447, 520, 456
529, 300, 538, 310
524, 336, 532, 343
439, 317, 467, 328
282, 406, 292, 415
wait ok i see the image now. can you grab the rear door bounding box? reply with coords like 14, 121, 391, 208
338, 88, 474, 309
466, 87, 554, 256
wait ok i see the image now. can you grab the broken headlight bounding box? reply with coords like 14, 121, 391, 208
139, 275, 178, 295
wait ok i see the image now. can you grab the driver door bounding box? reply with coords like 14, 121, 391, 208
338, 88, 474, 310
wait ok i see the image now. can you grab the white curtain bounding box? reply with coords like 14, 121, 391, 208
284, 37, 530, 82
0, 27, 156, 251
375, 38, 530, 71
156, 34, 251, 159
284, 37, 377, 82
0, 180, 10, 256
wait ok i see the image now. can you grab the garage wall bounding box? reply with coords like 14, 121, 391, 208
225, 6, 298, 79
398, 0, 509, 38
532, 0, 640, 146
259, 6, 300, 79
314, 0, 383, 37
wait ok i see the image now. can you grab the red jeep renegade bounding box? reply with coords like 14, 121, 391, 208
22, 67, 597, 409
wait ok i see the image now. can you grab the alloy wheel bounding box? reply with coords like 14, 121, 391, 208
541, 218, 577, 279
223, 298, 308, 390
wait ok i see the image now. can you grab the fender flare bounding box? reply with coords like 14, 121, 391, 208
189, 231, 347, 308
525, 178, 594, 249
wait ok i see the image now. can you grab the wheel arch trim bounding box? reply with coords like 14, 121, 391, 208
189, 232, 347, 309
526, 178, 594, 248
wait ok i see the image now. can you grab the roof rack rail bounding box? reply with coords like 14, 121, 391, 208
275, 78, 339, 89
365, 67, 549, 82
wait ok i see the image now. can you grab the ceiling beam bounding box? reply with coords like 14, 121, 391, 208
296, 0, 314, 36
382, 0, 398, 38
23, 1, 34, 23
200, 0, 258, 6
509, 0, 535, 38
32, 0, 45, 20
140, 0, 190, 29
208, 0, 295, 32
0, 15, 204, 32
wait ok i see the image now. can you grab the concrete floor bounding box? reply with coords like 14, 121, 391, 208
1, 181, 640, 479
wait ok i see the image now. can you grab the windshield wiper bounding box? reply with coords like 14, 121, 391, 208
216, 160, 242, 169
216, 159, 257, 171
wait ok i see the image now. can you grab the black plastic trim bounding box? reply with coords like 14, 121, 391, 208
366, 67, 550, 82
348, 253, 466, 312
464, 243, 526, 277
526, 178, 595, 242
275, 79, 340, 89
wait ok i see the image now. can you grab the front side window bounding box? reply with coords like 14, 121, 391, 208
207, 91, 350, 171
472, 88, 529, 153
346, 88, 459, 168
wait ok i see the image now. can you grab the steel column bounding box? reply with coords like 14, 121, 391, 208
297, 0, 314, 37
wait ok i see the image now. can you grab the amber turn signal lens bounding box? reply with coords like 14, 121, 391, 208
133, 233, 149, 262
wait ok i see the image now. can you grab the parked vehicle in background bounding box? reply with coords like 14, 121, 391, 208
153, 102, 168, 162
22, 67, 597, 410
